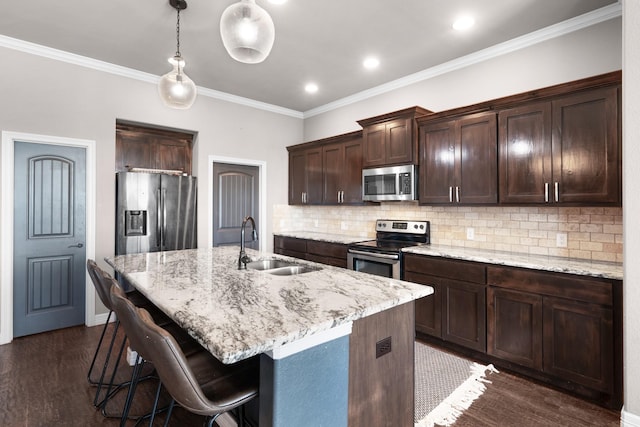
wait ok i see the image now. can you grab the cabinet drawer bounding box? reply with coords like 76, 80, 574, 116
274, 236, 307, 253
404, 254, 485, 284
306, 240, 347, 259
487, 266, 612, 306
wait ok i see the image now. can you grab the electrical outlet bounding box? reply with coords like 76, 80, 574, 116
466, 227, 475, 240
556, 233, 568, 248
126, 347, 139, 366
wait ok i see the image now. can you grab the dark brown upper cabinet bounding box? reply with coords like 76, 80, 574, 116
357, 106, 432, 167
115, 123, 194, 175
287, 130, 363, 206
499, 85, 620, 205
322, 132, 363, 204
418, 111, 498, 205
288, 145, 323, 205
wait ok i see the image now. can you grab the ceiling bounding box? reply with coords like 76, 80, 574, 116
0, 0, 620, 114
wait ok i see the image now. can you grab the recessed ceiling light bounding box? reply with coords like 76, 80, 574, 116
305, 83, 318, 94
363, 57, 380, 70
452, 15, 475, 31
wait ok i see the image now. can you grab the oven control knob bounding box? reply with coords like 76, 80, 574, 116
419, 224, 424, 229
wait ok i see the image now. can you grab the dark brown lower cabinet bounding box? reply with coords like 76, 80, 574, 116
273, 235, 348, 268
404, 254, 486, 352
487, 266, 621, 408
542, 296, 614, 393
487, 287, 543, 370
405, 252, 622, 409
348, 302, 415, 427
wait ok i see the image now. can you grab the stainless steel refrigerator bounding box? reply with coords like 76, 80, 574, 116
116, 172, 197, 255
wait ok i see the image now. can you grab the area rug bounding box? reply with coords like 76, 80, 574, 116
415, 342, 499, 427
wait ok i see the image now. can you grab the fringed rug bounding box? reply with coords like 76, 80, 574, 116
415, 342, 498, 427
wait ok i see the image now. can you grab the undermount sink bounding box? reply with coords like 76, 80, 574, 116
267, 265, 321, 276
245, 259, 321, 275
246, 259, 295, 271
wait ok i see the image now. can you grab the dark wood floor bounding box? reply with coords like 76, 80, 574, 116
0, 325, 621, 426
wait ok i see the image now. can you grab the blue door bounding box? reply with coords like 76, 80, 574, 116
13, 141, 86, 337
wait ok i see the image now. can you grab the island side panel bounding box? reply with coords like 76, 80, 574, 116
348, 301, 415, 427
259, 335, 350, 427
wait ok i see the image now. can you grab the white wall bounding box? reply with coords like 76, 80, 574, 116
0, 46, 302, 319
622, 1, 640, 424
303, 18, 622, 142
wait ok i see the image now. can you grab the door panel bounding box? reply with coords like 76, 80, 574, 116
13, 142, 86, 337
212, 163, 259, 248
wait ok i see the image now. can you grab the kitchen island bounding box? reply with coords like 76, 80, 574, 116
106, 246, 433, 427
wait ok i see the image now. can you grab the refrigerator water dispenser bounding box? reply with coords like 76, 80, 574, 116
124, 210, 147, 236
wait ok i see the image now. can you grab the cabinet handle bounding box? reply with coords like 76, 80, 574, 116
449, 186, 453, 203
544, 183, 549, 203
340, 191, 344, 203
455, 186, 460, 203
554, 182, 559, 202
337, 191, 341, 203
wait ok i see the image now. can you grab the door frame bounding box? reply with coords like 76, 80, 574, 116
208, 155, 266, 250
1, 131, 97, 345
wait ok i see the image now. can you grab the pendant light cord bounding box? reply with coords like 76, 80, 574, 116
175, 8, 181, 57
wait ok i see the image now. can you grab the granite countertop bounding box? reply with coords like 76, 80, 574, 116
403, 244, 623, 281
105, 246, 432, 364
275, 231, 623, 280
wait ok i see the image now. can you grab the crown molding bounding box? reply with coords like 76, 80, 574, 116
0, 34, 303, 119
303, 2, 622, 118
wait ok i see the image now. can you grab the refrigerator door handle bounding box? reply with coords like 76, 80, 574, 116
161, 188, 167, 250
156, 189, 162, 248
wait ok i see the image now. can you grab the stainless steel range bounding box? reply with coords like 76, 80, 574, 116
347, 219, 430, 279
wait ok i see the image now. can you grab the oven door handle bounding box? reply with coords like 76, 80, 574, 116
347, 249, 399, 260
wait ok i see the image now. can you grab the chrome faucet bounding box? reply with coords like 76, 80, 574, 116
238, 216, 258, 269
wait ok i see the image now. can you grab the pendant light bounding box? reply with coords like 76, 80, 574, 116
220, 0, 275, 64
158, 0, 197, 109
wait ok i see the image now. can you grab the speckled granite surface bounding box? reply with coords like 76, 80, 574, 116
106, 246, 432, 364
275, 232, 622, 280
403, 245, 623, 280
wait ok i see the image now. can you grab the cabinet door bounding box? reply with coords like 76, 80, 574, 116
155, 137, 192, 175
289, 150, 307, 205
116, 132, 154, 172
306, 148, 323, 204
498, 102, 552, 203
552, 87, 620, 204
442, 278, 486, 352
487, 287, 543, 370
543, 296, 613, 393
342, 138, 363, 204
288, 148, 323, 205
419, 119, 456, 204
386, 118, 413, 165
362, 123, 386, 167
404, 271, 442, 337
322, 143, 344, 204
458, 113, 498, 204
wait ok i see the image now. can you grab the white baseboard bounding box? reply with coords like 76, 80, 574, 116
622, 407, 640, 427
88, 311, 113, 328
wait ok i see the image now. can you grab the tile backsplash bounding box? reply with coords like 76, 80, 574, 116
273, 203, 623, 263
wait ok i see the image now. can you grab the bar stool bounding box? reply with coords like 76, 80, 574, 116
109, 283, 259, 427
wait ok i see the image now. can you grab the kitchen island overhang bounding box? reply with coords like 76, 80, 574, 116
106, 246, 433, 426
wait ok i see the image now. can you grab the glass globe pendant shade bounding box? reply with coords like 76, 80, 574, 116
158, 55, 197, 109
220, 0, 275, 64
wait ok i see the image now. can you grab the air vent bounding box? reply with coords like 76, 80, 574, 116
376, 336, 392, 358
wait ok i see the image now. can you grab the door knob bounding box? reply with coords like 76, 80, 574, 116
68, 243, 84, 248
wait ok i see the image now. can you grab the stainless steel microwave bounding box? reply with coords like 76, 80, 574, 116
362, 165, 417, 201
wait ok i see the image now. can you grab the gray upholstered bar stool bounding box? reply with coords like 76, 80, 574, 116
109, 283, 259, 427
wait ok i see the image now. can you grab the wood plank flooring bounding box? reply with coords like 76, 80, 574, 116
0, 325, 622, 426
